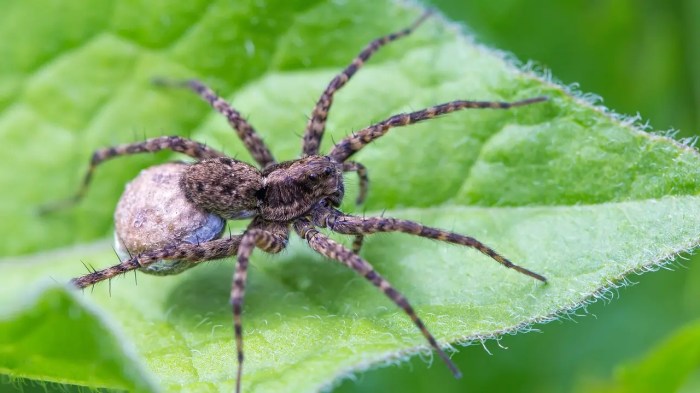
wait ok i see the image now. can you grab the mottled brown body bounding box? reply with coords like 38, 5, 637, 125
47, 11, 548, 393
182, 157, 262, 220
259, 155, 344, 220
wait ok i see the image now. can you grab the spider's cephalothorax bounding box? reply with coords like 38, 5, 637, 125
45, 10, 549, 393
258, 155, 344, 220
181, 155, 344, 221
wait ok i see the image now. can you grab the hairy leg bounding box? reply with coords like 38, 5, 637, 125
342, 161, 369, 205
301, 11, 433, 156
40, 136, 226, 214
232, 219, 289, 393
293, 217, 462, 378
329, 96, 548, 163
311, 203, 547, 282
71, 235, 242, 288
154, 78, 276, 168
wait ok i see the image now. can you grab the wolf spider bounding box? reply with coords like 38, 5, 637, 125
48, 10, 547, 392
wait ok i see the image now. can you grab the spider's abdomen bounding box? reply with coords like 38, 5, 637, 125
181, 157, 263, 220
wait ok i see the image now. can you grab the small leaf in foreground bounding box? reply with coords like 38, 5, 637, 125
0, 283, 155, 391
576, 320, 700, 393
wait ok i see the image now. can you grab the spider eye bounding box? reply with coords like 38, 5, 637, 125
308, 173, 318, 181
323, 167, 333, 176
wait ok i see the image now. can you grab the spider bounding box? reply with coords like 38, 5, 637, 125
47, 10, 547, 393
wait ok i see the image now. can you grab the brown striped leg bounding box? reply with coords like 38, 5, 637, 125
312, 204, 547, 283
301, 11, 433, 156
71, 235, 242, 289
352, 235, 364, 254
40, 136, 226, 214
232, 219, 289, 393
343, 161, 369, 205
293, 217, 462, 378
329, 96, 548, 163
342, 159, 369, 251
154, 78, 276, 168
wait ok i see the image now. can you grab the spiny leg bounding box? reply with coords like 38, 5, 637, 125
293, 217, 462, 378
329, 96, 548, 163
311, 203, 547, 282
71, 235, 242, 289
343, 161, 369, 205
154, 79, 276, 168
40, 136, 226, 214
232, 219, 289, 393
301, 11, 433, 156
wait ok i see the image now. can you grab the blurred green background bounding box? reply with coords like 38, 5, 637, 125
336, 0, 700, 392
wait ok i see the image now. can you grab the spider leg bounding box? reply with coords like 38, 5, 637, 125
293, 217, 462, 378
294, 218, 462, 378
153, 79, 276, 168
351, 235, 364, 254
40, 136, 226, 214
329, 96, 548, 163
232, 219, 289, 393
341, 161, 367, 252
301, 11, 433, 156
342, 161, 369, 205
71, 235, 242, 289
312, 203, 547, 282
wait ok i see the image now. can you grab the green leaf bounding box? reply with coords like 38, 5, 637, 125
576, 320, 700, 393
0, 281, 156, 392
1, 0, 699, 392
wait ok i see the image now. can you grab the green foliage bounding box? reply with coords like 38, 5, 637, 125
428, 0, 700, 136
0, 284, 155, 391
577, 320, 700, 393
0, 0, 698, 392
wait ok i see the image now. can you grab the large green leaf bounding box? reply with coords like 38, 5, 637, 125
1, 0, 699, 392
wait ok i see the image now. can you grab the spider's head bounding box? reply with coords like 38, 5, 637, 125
181, 157, 263, 220
260, 155, 344, 221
